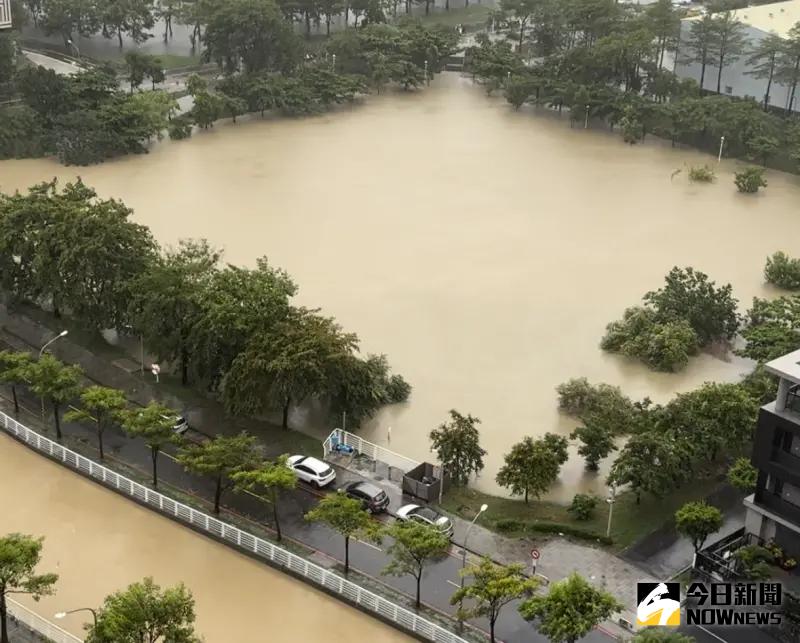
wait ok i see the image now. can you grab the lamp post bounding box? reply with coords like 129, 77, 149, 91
717, 135, 725, 163
584, 104, 590, 129
424, 59, 429, 85
606, 485, 616, 539
461, 503, 488, 588
39, 330, 68, 420
66, 38, 80, 58
55, 607, 97, 628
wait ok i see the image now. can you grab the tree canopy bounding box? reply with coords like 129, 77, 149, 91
674, 501, 723, 553
496, 433, 568, 502
429, 409, 487, 486
383, 521, 450, 609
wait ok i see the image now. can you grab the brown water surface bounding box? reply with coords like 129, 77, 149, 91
0, 434, 411, 642
2, 73, 798, 499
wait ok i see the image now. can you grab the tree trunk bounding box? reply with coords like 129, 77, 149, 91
415, 573, 421, 609
11, 386, 18, 415
345, 535, 350, 574
345, 6, 349, 25
699, 58, 706, 92
524, 487, 528, 504
180, 346, 189, 386
214, 473, 223, 514
282, 396, 291, 430
0, 591, 8, 643
118, 30, 124, 49
518, 19, 524, 50
445, 0, 449, 9
405, 0, 409, 13
326, 16, 331, 36
152, 447, 159, 487
53, 401, 62, 439
98, 424, 105, 460
764, 57, 775, 111
489, 616, 496, 643
305, 13, 311, 38
272, 498, 282, 541
53, 304, 61, 318
425, 0, 430, 15
716, 53, 724, 94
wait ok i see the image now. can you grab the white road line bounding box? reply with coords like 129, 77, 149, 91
696, 625, 729, 643
446, 580, 460, 589
357, 539, 383, 553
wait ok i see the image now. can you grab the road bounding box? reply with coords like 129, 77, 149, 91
0, 375, 612, 643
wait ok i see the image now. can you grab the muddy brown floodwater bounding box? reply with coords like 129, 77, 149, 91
2, 73, 800, 500
0, 434, 411, 642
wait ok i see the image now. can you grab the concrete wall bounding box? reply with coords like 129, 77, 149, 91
675, 21, 799, 111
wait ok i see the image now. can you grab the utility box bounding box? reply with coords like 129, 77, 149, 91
402, 462, 448, 502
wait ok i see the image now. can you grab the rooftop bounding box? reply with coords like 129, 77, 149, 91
765, 347, 800, 385
683, 0, 800, 38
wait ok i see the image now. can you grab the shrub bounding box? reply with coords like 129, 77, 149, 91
168, 116, 193, 140
733, 545, 774, 580
740, 364, 779, 405
727, 457, 758, 493
494, 518, 524, 534
555, 378, 631, 417
568, 493, 598, 521
765, 251, 800, 290
385, 374, 411, 404
526, 521, 612, 545
601, 307, 699, 372
734, 166, 767, 193
688, 165, 715, 183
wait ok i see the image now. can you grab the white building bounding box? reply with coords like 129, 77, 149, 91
0, 0, 12, 30
675, 0, 800, 111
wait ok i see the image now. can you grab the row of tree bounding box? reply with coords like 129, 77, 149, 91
0, 532, 199, 643
0, 181, 409, 429
471, 0, 800, 170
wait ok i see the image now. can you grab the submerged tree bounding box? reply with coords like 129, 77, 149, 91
429, 409, 487, 486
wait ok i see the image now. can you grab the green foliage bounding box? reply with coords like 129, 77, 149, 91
0, 533, 58, 640
555, 378, 634, 422
124, 52, 164, 91
429, 409, 487, 486
740, 364, 779, 405
620, 111, 644, 144
738, 295, 800, 363
602, 307, 699, 372
504, 74, 538, 109
688, 165, 715, 183
644, 266, 740, 346
168, 115, 193, 140
223, 309, 359, 429
466, 35, 524, 93
450, 558, 539, 641
0, 350, 33, 414
64, 386, 128, 459
607, 431, 684, 504
25, 353, 83, 438
568, 493, 599, 521
0, 179, 157, 329
85, 577, 199, 643
496, 433, 568, 503
632, 628, 697, 643
232, 455, 297, 540
733, 545, 774, 580
383, 520, 450, 609
765, 251, 800, 291
727, 457, 758, 494
494, 518, 612, 544
518, 573, 623, 643
119, 401, 180, 487
0, 106, 46, 160
675, 501, 723, 553
571, 420, 617, 470
177, 433, 261, 513
305, 492, 381, 573
734, 166, 767, 193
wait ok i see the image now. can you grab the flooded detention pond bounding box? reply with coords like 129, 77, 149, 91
2, 73, 799, 500
0, 434, 411, 642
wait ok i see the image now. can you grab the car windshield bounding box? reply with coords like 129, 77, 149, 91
414, 507, 439, 522
319, 467, 333, 477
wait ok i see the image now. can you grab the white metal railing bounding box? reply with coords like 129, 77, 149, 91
0, 412, 467, 643
6, 597, 83, 643
323, 428, 421, 473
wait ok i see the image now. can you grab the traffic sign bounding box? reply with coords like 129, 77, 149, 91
531, 548, 540, 561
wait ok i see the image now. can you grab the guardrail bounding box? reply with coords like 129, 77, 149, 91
0, 412, 468, 643
7, 597, 83, 643
323, 428, 421, 474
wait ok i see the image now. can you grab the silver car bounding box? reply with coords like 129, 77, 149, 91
396, 504, 454, 537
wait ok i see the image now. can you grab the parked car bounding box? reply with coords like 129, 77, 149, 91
342, 481, 390, 514
396, 504, 454, 538
287, 455, 336, 488
161, 414, 189, 435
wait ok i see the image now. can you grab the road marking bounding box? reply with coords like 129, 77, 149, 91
446, 580, 460, 589
695, 625, 729, 643
357, 539, 383, 553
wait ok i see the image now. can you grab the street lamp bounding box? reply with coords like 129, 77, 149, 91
39, 330, 68, 359
584, 104, 590, 129
66, 38, 80, 58
460, 503, 488, 588
39, 330, 68, 420
606, 485, 616, 539
55, 608, 97, 628
717, 135, 725, 163
424, 59, 429, 85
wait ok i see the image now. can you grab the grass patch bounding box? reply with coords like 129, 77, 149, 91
441, 468, 729, 552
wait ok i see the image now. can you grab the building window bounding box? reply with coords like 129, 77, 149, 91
725, 86, 733, 95
782, 481, 800, 508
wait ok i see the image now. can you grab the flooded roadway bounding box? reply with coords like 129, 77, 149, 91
2, 73, 799, 499
0, 434, 411, 642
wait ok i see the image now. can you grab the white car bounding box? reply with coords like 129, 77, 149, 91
396, 504, 454, 537
161, 414, 190, 435
287, 455, 336, 488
